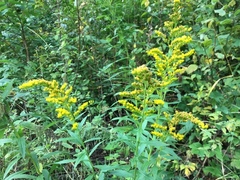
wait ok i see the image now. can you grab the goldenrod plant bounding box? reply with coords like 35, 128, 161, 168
118, 0, 208, 178
19, 79, 93, 130
19, 79, 96, 178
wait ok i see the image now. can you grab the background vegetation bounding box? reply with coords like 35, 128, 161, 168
0, 0, 240, 179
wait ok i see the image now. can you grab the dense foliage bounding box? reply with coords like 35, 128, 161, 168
0, 0, 240, 179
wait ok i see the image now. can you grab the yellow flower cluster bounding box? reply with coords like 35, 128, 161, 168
151, 123, 167, 130
118, 100, 141, 115
74, 100, 94, 117
118, 0, 197, 133
172, 111, 209, 129
151, 111, 208, 141
56, 108, 72, 120
119, 90, 143, 98
131, 65, 153, 86
19, 79, 93, 131
153, 99, 165, 105
151, 131, 164, 138
174, 0, 180, 4
72, 122, 78, 130
19, 79, 51, 89
43, 81, 77, 105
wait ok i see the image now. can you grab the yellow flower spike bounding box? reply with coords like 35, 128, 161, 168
60, 83, 68, 91
153, 99, 165, 106
174, 0, 180, 3
154, 30, 166, 39
65, 86, 73, 96
74, 100, 93, 117
169, 35, 192, 49
118, 100, 141, 114
72, 122, 78, 130
151, 131, 164, 138
56, 108, 71, 118
19, 79, 51, 89
151, 123, 167, 130
68, 97, 77, 103
49, 80, 59, 89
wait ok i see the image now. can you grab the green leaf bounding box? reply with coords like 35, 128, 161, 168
89, 141, 102, 157
18, 137, 26, 158
231, 151, 240, 169
54, 159, 75, 164
214, 8, 226, 16
144, 140, 167, 147
215, 146, 223, 161
186, 64, 198, 74
3, 157, 21, 179
61, 142, 73, 149
215, 52, 224, 59
30, 152, 42, 174
189, 142, 205, 157
104, 141, 119, 150
1, 80, 13, 101
84, 137, 101, 143
220, 19, 233, 25
0, 115, 8, 138
42, 151, 61, 159
203, 166, 222, 177
67, 130, 84, 146
0, 59, 10, 63
0, 138, 13, 146
110, 170, 133, 178
94, 164, 119, 172
42, 169, 51, 180
85, 174, 94, 180
5, 171, 37, 180
179, 121, 194, 134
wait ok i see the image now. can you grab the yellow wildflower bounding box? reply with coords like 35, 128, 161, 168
72, 122, 78, 130
153, 99, 165, 105
173, 133, 184, 140
60, 83, 68, 91
68, 97, 77, 103
19, 79, 51, 89
174, 0, 180, 4
118, 100, 141, 114
74, 100, 93, 117
151, 131, 163, 138
151, 123, 167, 130
65, 86, 73, 96
56, 108, 71, 119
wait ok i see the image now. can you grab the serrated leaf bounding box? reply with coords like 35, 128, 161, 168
231, 151, 240, 169
203, 166, 222, 177
230, 159, 240, 169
